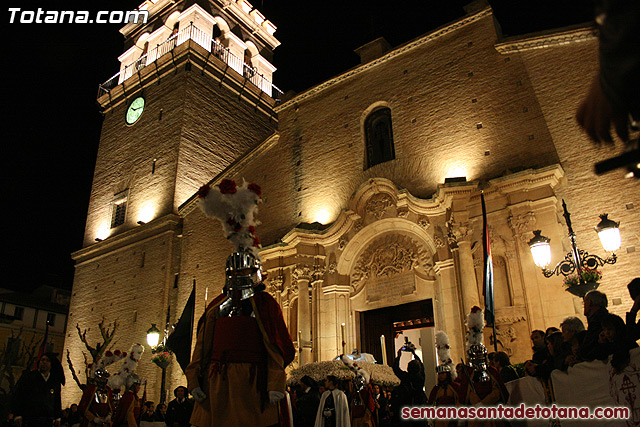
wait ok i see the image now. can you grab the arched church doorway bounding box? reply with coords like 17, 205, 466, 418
359, 299, 436, 393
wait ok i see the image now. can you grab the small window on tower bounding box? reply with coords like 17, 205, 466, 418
111, 191, 128, 228
364, 107, 395, 169
13, 306, 24, 320
46, 313, 56, 327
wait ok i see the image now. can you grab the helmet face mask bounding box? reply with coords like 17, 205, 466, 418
225, 250, 263, 295
95, 368, 110, 388
468, 344, 490, 383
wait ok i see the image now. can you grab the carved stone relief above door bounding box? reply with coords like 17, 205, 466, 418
350, 233, 433, 300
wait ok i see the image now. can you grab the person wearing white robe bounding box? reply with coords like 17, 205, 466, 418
314, 376, 350, 427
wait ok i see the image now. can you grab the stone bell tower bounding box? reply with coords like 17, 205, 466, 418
63, 0, 280, 405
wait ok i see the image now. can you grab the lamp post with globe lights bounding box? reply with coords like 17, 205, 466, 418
527, 200, 621, 297
146, 323, 172, 403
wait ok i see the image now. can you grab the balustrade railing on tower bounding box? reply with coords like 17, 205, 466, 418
97, 22, 281, 100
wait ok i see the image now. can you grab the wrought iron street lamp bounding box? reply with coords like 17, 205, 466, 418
528, 200, 620, 294
146, 323, 172, 404
146, 323, 161, 347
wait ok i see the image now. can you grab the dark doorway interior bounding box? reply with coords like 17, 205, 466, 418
359, 299, 434, 364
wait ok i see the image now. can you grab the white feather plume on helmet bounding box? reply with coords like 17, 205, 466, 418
435, 330, 456, 379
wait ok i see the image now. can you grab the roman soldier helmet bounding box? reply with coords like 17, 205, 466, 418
225, 248, 263, 293
466, 306, 489, 383
95, 368, 110, 378
94, 368, 110, 388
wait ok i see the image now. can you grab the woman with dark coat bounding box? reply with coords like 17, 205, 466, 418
294, 375, 321, 427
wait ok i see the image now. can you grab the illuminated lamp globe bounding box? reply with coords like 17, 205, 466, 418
528, 230, 551, 268
146, 324, 161, 348
595, 214, 621, 252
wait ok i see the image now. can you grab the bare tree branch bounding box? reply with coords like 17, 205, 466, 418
97, 318, 118, 359
22, 333, 42, 370
76, 323, 98, 359
66, 349, 83, 390
69, 318, 119, 387
0, 327, 42, 395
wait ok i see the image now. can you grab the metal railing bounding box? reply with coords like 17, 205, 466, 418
98, 22, 282, 100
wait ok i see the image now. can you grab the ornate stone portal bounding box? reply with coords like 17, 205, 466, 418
259, 167, 574, 367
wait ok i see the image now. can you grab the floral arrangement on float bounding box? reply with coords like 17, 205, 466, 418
287, 360, 400, 387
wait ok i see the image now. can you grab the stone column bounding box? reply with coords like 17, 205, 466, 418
448, 220, 480, 315
458, 240, 480, 313
434, 259, 465, 363
310, 265, 324, 363
293, 265, 312, 365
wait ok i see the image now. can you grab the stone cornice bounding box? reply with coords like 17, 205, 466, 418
72, 213, 182, 265
276, 211, 356, 249
275, 7, 493, 110
494, 24, 597, 54
488, 164, 564, 193
262, 166, 563, 268
321, 284, 351, 295
433, 259, 455, 274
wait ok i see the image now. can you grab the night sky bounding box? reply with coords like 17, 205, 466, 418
1, 0, 593, 293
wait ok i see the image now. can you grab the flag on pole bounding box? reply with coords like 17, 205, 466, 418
32, 319, 50, 369
481, 192, 495, 327
166, 284, 196, 372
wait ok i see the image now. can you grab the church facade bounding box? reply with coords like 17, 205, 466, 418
62, 0, 640, 405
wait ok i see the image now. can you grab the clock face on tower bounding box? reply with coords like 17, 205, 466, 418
125, 96, 145, 125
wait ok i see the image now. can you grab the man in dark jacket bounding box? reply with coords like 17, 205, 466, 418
165, 386, 194, 427
626, 278, 640, 341
580, 290, 610, 361
529, 330, 547, 362
390, 347, 426, 426
11, 352, 65, 426
294, 376, 321, 427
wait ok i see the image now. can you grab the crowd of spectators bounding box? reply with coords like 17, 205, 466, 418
523, 280, 640, 382
8, 277, 639, 427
